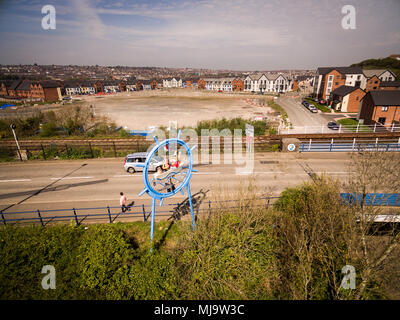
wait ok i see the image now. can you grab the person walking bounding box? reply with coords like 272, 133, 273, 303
120, 192, 135, 213
120, 192, 128, 213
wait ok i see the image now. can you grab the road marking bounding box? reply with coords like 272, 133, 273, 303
50, 176, 94, 180
113, 174, 142, 178
193, 172, 220, 175
0, 179, 31, 182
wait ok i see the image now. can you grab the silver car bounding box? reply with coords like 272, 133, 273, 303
124, 152, 164, 174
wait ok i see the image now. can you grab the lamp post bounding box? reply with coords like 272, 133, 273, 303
10, 124, 22, 161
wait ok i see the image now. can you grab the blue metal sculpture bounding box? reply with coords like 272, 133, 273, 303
136, 130, 197, 251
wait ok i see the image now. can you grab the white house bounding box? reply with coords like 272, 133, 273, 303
162, 77, 183, 88
64, 81, 81, 95
103, 80, 119, 93
79, 82, 96, 95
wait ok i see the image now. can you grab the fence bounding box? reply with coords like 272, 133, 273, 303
0, 196, 279, 227
300, 138, 400, 152
1, 193, 399, 227
0, 137, 280, 161
279, 124, 400, 135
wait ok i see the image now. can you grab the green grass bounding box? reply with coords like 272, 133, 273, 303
337, 118, 372, 132
305, 98, 331, 113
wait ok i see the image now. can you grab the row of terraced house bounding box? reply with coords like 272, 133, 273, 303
0, 72, 298, 103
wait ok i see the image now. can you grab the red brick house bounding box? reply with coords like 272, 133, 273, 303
358, 91, 400, 126
365, 75, 381, 92
232, 78, 244, 92
0, 81, 9, 96
150, 79, 159, 89
118, 80, 126, 92
7, 80, 23, 97
16, 79, 32, 98
198, 79, 206, 89
331, 86, 366, 113
94, 80, 104, 93
135, 80, 143, 91
379, 81, 400, 91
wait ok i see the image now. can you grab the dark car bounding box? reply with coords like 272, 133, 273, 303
327, 121, 340, 130
302, 100, 309, 107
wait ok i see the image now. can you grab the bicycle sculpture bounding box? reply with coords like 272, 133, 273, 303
137, 130, 197, 250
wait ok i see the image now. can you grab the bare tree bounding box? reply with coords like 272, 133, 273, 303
346, 151, 400, 299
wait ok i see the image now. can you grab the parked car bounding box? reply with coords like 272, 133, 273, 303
124, 152, 164, 174
308, 104, 318, 113
302, 100, 309, 107
327, 121, 340, 130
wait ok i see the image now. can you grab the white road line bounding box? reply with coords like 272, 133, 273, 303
113, 175, 142, 177
50, 176, 94, 180
193, 172, 221, 175
0, 179, 32, 182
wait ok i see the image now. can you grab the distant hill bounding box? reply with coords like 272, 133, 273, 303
351, 56, 400, 79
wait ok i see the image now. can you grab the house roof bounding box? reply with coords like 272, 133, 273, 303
379, 80, 400, 87
17, 79, 31, 91
331, 85, 362, 97
40, 80, 59, 88
368, 90, 400, 106
363, 69, 387, 78
8, 80, 22, 90
317, 66, 363, 75
63, 81, 80, 88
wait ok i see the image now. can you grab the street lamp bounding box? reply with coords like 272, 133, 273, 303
10, 124, 22, 161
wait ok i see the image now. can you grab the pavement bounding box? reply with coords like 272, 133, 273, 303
0, 152, 354, 221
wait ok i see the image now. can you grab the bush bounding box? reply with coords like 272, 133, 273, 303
273, 177, 362, 299
175, 206, 278, 299
40, 121, 58, 137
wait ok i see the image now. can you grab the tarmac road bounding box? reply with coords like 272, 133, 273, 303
0, 152, 353, 221
277, 93, 338, 127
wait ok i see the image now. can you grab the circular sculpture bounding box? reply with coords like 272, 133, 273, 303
137, 131, 197, 251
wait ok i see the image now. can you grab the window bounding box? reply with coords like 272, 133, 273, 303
378, 117, 386, 125
382, 106, 388, 112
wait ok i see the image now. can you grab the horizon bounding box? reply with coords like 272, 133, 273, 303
0, 0, 399, 70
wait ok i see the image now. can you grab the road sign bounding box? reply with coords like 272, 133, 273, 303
287, 143, 296, 152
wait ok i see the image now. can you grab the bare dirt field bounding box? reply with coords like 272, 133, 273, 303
81, 89, 276, 130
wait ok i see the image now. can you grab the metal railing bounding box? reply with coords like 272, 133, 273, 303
1, 194, 399, 227
0, 197, 279, 227
279, 124, 400, 135
300, 138, 400, 152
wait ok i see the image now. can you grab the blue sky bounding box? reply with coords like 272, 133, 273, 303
0, 0, 399, 70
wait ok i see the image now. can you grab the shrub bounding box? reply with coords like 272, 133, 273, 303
40, 121, 58, 137
175, 206, 278, 299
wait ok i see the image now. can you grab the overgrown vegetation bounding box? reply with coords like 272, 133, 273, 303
0, 105, 119, 140
192, 117, 266, 136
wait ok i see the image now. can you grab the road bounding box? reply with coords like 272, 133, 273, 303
0, 153, 353, 220
277, 93, 338, 127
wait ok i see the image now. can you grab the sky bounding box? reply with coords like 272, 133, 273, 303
0, 0, 399, 70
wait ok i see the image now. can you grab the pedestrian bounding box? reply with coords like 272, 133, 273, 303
120, 192, 135, 213
120, 192, 128, 213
